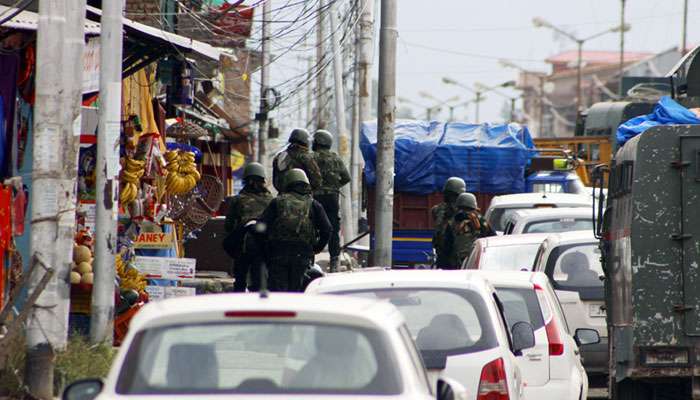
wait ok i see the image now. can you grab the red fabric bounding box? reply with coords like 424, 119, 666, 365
0, 187, 11, 251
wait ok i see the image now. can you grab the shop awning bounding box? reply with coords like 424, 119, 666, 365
0, 5, 101, 34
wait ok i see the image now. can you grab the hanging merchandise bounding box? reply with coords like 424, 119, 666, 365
164, 150, 200, 195
119, 157, 146, 205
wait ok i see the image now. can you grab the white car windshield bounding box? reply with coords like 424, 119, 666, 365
479, 243, 541, 271
115, 322, 402, 395
552, 243, 604, 288
344, 288, 498, 357
523, 218, 593, 234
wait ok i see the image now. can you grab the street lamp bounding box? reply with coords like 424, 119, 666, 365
500, 59, 548, 132
442, 77, 486, 123
475, 81, 519, 122
398, 96, 441, 120
418, 92, 460, 120
533, 17, 630, 112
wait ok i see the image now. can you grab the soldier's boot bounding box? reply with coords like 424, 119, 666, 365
329, 257, 339, 273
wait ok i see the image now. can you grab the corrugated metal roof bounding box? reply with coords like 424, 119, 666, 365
0, 4, 101, 34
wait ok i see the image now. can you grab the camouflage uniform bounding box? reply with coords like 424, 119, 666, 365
261, 191, 331, 292
224, 187, 273, 291
442, 212, 495, 269
432, 201, 457, 268
272, 144, 323, 192
313, 148, 351, 262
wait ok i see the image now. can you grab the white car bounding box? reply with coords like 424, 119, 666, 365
463, 233, 550, 271
501, 208, 594, 235
531, 230, 607, 381
63, 293, 466, 400
484, 193, 592, 234
306, 270, 535, 400
473, 271, 598, 400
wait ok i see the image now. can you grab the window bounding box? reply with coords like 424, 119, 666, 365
494, 287, 545, 332
532, 183, 565, 193
398, 325, 431, 393
464, 242, 482, 269
478, 243, 541, 272
116, 322, 401, 395
345, 288, 498, 356
522, 218, 593, 234
550, 243, 604, 289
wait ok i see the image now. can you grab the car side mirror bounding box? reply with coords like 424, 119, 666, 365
511, 321, 536, 355
574, 328, 600, 346
437, 377, 468, 400
62, 379, 103, 400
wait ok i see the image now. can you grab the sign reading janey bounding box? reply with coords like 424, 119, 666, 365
133, 231, 173, 249
133, 256, 196, 280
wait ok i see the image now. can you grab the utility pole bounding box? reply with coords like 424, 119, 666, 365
26, 1, 86, 397
619, 0, 626, 95
90, 0, 123, 345
510, 98, 516, 121
576, 40, 583, 112
373, 0, 397, 267
315, 1, 327, 130
475, 92, 482, 123
257, 0, 271, 165
306, 56, 313, 126
328, 0, 355, 241
539, 76, 545, 135
682, 0, 689, 54
355, 0, 375, 229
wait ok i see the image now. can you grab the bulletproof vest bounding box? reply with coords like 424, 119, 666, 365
451, 224, 479, 264
433, 202, 455, 255
314, 150, 343, 191
238, 191, 272, 226
269, 193, 315, 244
274, 147, 306, 189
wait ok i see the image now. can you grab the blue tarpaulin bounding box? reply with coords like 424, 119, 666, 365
617, 96, 700, 147
361, 120, 535, 194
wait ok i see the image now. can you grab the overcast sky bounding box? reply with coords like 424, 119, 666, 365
392, 0, 699, 122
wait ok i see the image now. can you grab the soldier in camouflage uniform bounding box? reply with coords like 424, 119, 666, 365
312, 130, 351, 272
432, 177, 466, 268
273, 128, 323, 193
441, 192, 496, 269
261, 169, 331, 292
224, 162, 274, 292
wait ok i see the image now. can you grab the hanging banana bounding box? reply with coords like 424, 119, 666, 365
119, 157, 146, 205
164, 150, 201, 195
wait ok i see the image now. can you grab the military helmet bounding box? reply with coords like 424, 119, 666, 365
289, 128, 311, 146
455, 192, 478, 210
313, 130, 333, 149
284, 168, 310, 190
243, 162, 266, 180
443, 177, 466, 195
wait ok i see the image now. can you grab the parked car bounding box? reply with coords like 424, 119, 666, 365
501, 208, 594, 235
484, 193, 592, 234
531, 230, 607, 382
463, 233, 550, 271
63, 293, 467, 400
306, 270, 534, 400
474, 271, 598, 400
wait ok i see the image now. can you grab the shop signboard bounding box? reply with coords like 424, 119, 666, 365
134, 256, 196, 280
145, 285, 196, 301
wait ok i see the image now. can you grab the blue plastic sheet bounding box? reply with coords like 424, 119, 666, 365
617, 96, 700, 147
361, 120, 534, 194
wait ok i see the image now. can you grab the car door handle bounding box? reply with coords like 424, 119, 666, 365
526, 354, 543, 361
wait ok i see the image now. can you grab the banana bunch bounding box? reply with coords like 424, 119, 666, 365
164, 150, 200, 195
120, 158, 145, 205
115, 253, 147, 292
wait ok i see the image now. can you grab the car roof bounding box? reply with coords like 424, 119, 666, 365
308, 269, 493, 293
508, 207, 593, 221
476, 233, 551, 247
488, 193, 592, 208
469, 270, 542, 288
541, 230, 598, 247
130, 293, 402, 331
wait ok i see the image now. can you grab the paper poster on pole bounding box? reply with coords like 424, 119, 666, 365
134, 256, 196, 280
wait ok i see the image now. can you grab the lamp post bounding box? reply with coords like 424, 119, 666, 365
418, 92, 460, 121
443, 77, 513, 123
474, 80, 518, 121
500, 60, 549, 134
533, 17, 630, 112
398, 96, 437, 120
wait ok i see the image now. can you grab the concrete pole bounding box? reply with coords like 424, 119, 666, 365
475, 92, 482, 123
539, 76, 545, 135
619, 0, 626, 95
257, 0, 271, 164
355, 0, 375, 224
373, 0, 397, 267
576, 40, 583, 112
315, 1, 327, 130
306, 56, 314, 125
26, 1, 86, 397
90, 0, 124, 345
510, 98, 516, 121
328, 0, 355, 241
682, 0, 689, 54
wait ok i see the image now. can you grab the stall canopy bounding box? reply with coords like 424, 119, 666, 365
361, 120, 535, 194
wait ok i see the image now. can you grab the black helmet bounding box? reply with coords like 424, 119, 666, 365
243, 162, 266, 180
455, 192, 478, 210
313, 130, 333, 149
443, 177, 466, 196
289, 128, 311, 147
284, 168, 310, 191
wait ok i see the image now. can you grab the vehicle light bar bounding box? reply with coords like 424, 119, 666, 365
224, 311, 297, 318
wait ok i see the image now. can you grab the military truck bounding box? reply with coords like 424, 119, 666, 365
592, 47, 700, 399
